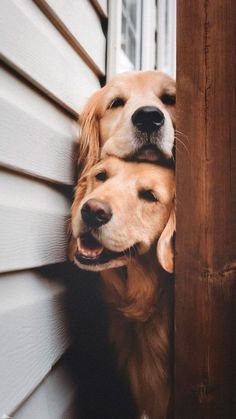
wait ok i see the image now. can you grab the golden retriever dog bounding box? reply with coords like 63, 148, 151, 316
78, 71, 176, 176
70, 157, 175, 419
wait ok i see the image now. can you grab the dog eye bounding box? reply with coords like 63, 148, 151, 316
95, 171, 107, 181
109, 97, 125, 109
139, 190, 158, 202
160, 94, 176, 106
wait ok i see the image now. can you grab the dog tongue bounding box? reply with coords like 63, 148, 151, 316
77, 234, 104, 258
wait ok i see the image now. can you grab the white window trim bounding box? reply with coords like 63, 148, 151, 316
107, 0, 122, 80
157, 0, 176, 77
107, 0, 157, 78
141, 0, 157, 70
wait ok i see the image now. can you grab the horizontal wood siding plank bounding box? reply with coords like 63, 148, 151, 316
0, 170, 70, 272
0, 169, 70, 214
37, 0, 106, 74
0, 271, 71, 415
0, 0, 100, 114
13, 357, 77, 419
0, 206, 68, 272
0, 66, 78, 184
13, 358, 77, 418
0, 66, 78, 138
0, 97, 76, 185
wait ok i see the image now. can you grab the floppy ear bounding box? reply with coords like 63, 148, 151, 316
78, 90, 102, 176
71, 177, 88, 220
156, 207, 176, 273
68, 233, 77, 262
68, 177, 88, 261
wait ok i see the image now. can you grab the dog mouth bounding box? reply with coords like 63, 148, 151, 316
75, 232, 137, 266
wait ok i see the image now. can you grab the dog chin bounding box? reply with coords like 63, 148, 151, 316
131, 144, 170, 163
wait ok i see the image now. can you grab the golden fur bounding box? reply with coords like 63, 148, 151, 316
70, 157, 175, 419
78, 71, 176, 177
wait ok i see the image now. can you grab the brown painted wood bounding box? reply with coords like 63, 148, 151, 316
175, 1, 236, 418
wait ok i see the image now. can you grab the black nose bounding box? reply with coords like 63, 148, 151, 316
81, 199, 112, 228
131, 106, 165, 133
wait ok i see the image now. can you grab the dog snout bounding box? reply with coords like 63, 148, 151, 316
81, 199, 112, 228
131, 106, 165, 133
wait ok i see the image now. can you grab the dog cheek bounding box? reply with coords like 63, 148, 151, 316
134, 223, 153, 254
101, 113, 137, 158
100, 111, 122, 144
101, 136, 135, 159
100, 117, 112, 145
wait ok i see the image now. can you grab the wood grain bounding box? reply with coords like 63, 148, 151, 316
175, 1, 236, 418
0, 0, 100, 115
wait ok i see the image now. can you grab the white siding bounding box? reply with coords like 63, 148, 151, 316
13, 358, 77, 419
0, 66, 78, 185
0, 0, 106, 416
0, 271, 71, 415
0, 169, 70, 272
36, 0, 106, 74
0, 0, 101, 114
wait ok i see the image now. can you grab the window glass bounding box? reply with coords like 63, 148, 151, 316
129, 0, 137, 28
119, 0, 142, 72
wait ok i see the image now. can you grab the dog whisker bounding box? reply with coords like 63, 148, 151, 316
174, 136, 189, 152
175, 129, 189, 141
174, 137, 191, 161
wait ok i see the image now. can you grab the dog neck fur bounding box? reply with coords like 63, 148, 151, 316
101, 250, 172, 419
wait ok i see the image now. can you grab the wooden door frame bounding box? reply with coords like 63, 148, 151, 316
175, 1, 236, 418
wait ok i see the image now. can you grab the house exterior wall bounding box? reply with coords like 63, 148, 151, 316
0, 0, 106, 417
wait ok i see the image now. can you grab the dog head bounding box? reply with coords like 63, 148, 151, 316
71, 157, 175, 273
79, 71, 176, 175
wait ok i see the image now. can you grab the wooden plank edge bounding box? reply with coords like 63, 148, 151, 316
0, 98, 76, 185
0, 206, 70, 273
0, 55, 78, 119
34, 0, 105, 77
90, 0, 108, 18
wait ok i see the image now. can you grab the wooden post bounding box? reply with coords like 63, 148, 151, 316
175, 1, 236, 418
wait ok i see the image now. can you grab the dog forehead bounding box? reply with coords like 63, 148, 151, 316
107, 71, 175, 95
87, 158, 174, 201
136, 164, 174, 189
100, 158, 174, 191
